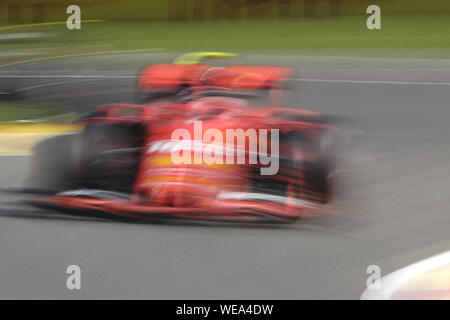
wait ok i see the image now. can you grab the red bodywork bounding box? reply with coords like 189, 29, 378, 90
34, 65, 339, 222
138, 64, 294, 90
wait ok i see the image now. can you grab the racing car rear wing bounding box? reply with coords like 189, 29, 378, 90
212, 66, 294, 89
137, 65, 294, 91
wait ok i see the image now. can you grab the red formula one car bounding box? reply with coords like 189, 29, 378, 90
25, 55, 358, 223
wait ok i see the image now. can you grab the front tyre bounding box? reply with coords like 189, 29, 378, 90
26, 133, 82, 193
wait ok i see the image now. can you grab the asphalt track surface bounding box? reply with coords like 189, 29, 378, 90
0, 54, 449, 299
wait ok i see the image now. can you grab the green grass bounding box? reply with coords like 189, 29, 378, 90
0, 103, 75, 122
0, 14, 449, 65
2, 0, 449, 23
72, 15, 450, 50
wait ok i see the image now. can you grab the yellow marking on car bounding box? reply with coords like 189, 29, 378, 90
173, 52, 238, 65
148, 155, 237, 170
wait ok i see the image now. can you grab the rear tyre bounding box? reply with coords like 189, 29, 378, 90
281, 131, 335, 204
304, 127, 337, 203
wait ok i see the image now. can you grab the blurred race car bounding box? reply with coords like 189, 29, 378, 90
136, 51, 286, 105
25, 53, 359, 222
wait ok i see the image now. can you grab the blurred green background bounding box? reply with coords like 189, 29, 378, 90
0, 0, 449, 62
1, 0, 450, 22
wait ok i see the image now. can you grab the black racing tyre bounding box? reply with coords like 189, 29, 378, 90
26, 133, 82, 193
78, 123, 145, 193
303, 127, 336, 203
282, 126, 339, 204
313, 115, 365, 204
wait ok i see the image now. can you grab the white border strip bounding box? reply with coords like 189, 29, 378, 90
295, 78, 450, 86
360, 250, 450, 300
